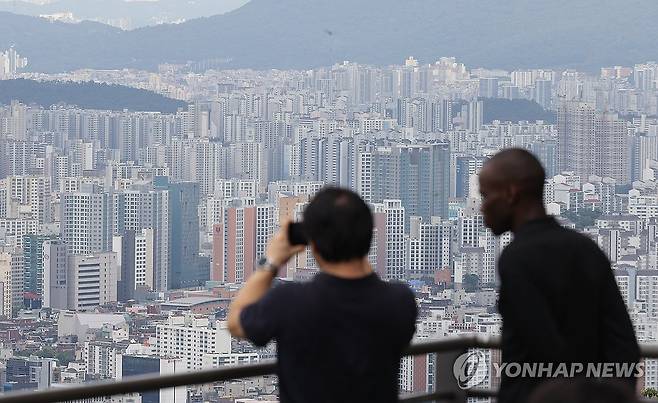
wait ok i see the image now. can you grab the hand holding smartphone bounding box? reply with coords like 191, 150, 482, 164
288, 222, 308, 246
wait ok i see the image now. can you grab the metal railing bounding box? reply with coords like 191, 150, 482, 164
0, 335, 655, 403
399, 334, 501, 402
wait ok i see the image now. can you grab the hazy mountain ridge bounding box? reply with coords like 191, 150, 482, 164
481, 99, 556, 124
0, 0, 657, 73
0, 79, 186, 112
0, 0, 248, 28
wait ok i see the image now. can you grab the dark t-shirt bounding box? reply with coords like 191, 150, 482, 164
240, 272, 417, 403
497, 217, 639, 403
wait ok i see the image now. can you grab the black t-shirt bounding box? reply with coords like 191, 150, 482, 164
240, 272, 417, 403
497, 217, 640, 403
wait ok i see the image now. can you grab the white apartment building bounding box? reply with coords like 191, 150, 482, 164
637, 272, 658, 318
267, 180, 324, 201
134, 229, 154, 290
43, 239, 68, 309
255, 204, 275, 262
0, 218, 38, 249
0, 250, 23, 316
628, 189, 658, 219
356, 151, 374, 202
0, 176, 52, 224
215, 179, 259, 199
407, 216, 451, 280
61, 185, 112, 255
459, 208, 484, 247
67, 253, 118, 311
156, 315, 231, 371
112, 188, 169, 291
615, 270, 631, 307
112, 228, 155, 293
84, 341, 119, 379
202, 352, 259, 369
373, 200, 406, 280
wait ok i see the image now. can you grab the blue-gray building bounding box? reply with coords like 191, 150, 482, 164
155, 177, 209, 289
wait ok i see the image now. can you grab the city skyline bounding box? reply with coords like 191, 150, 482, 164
1, 2, 658, 400
3, 0, 658, 72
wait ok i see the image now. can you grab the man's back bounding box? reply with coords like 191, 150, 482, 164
497, 217, 640, 403
240, 272, 417, 403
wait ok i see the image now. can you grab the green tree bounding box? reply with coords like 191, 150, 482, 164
643, 388, 658, 399
55, 351, 75, 366
463, 274, 481, 292
35, 346, 56, 358
562, 209, 602, 229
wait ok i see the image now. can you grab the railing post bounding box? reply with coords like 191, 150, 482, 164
435, 348, 468, 403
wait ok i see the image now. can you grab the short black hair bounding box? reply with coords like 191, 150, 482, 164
303, 187, 373, 263
488, 148, 546, 200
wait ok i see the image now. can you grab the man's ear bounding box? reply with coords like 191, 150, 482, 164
506, 184, 521, 205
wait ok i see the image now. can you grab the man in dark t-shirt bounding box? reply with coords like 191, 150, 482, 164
479, 149, 639, 403
228, 187, 417, 403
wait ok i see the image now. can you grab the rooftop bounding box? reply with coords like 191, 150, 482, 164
161, 297, 225, 308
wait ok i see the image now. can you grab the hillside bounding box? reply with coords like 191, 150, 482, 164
0, 0, 657, 72
0, 79, 186, 113
481, 99, 556, 124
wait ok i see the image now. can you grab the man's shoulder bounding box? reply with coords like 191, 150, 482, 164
543, 224, 603, 254
391, 280, 413, 290
553, 223, 594, 241
500, 224, 605, 274
381, 281, 417, 311
385, 280, 415, 299
268, 280, 308, 300
506, 223, 598, 253
376, 281, 417, 325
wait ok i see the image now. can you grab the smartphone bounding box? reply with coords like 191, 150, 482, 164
288, 222, 308, 246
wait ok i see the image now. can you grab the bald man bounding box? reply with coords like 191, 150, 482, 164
479, 148, 639, 403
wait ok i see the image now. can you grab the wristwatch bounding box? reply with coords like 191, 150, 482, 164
256, 257, 280, 275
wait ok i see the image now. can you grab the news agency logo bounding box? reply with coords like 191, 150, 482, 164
452, 351, 646, 390
453, 351, 488, 389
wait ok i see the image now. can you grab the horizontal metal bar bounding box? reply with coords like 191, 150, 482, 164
467, 387, 499, 398
0, 335, 654, 403
399, 390, 454, 402
398, 386, 498, 402
403, 334, 501, 356
640, 343, 658, 359
0, 361, 277, 403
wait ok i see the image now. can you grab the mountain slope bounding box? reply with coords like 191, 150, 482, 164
0, 79, 186, 112
1, 0, 657, 73
0, 12, 123, 71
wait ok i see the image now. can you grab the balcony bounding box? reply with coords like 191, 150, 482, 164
0, 335, 655, 403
